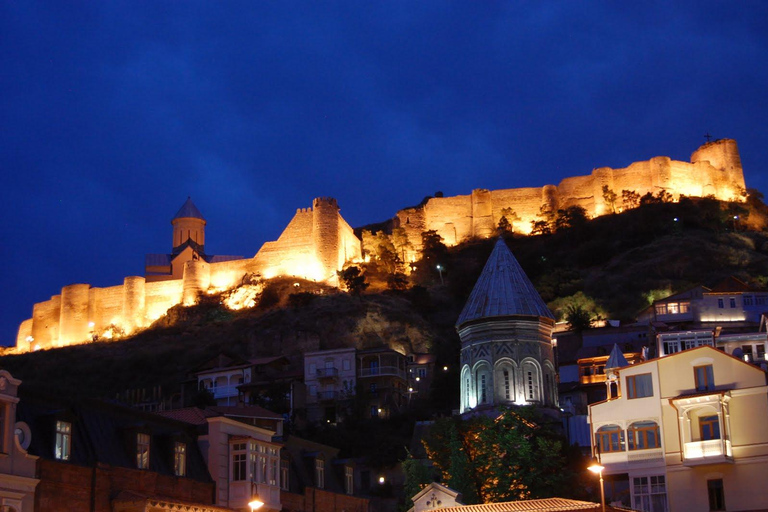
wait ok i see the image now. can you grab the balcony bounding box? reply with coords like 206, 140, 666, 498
211, 385, 239, 399
316, 367, 339, 380
317, 390, 339, 401
358, 366, 406, 379
683, 439, 733, 466
599, 448, 664, 469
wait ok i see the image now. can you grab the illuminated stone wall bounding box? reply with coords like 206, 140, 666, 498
15, 197, 362, 352
396, 139, 746, 258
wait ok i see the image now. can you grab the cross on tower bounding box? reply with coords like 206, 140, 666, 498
704, 132, 712, 142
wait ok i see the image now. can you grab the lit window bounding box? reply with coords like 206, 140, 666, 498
667, 302, 680, 314
626, 373, 653, 399
708, 479, 725, 510
627, 421, 660, 450
174, 442, 186, 477
655, 304, 667, 315
269, 455, 278, 486
55, 421, 72, 461
700, 415, 720, 441
345, 465, 354, 495
280, 459, 290, 491
136, 433, 150, 469
694, 365, 715, 391
596, 425, 625, 453
232, 442, 247, 481
503, 370, 511, 400
479, 374, 487, 404
315, 458, 325, 489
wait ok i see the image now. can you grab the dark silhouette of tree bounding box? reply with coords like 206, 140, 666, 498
387, 272, 409, 291
401, 449, 433, 512
565, 304, 592, 332
602, 185, 618, 213
337, 266, 369, 295
555, 206, 588, 231
622, 189, 640, 209
421, 230, 447, 264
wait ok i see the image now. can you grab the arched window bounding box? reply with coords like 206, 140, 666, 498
521, 360, 540, 402
503, 370, 511, 400
596, 425, 625, 453
627, 421, 661, 450
494, 361, 516, 403
475, 364, 492, 406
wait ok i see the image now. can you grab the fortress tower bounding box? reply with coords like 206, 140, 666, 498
172, 197, 206, 253
312, 197, 341, 282
457, 238, 558, 413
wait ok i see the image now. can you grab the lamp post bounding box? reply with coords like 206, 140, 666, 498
249, 483, 265, 512
436, 264, 444, 285
588, 459, 606, 512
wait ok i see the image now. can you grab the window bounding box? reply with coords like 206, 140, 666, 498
315, 458, 325, 489
758, 345, 766, 360
479, 374, 487, 404
627, 421, 660, 450
626, 373, 653, 399
503, 370, 511, 400
269, 447, 278, 485
55, 421, 72, 461
174, 442, 186, 477
717, 298, 724, 309
729, 298, 736, 308
345, 465, 354, 495
694, 365, 715, 391
742, 345, 754, 360
700, 415, 720, 440
757, 296, 767, 306
232, 442, 247, 480
309, 363, 316, 374
136, 433, 150, 469
343, 359, 351, 371
280, 459, 290, 491
655, 304, 667, 315
417, 368, 427, 379
596, 425, 625, 453
259, 445, 268, 483
707, 479, 725, 511
632, 475, 667, 512
744, 296, 754, 306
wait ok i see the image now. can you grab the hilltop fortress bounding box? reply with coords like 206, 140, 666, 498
15, 138, 746, 352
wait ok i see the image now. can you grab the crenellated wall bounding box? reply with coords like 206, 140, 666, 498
16, 197, 362, 352
395, 139, 746, 259
15, 139, 746, 352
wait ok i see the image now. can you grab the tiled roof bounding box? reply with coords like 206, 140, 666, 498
440, 498, 599, 512
173, 197, 205, 220
457, 238, 554, 327
708, 276, 755, 293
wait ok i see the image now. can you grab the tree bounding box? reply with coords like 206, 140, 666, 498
387, 271, 409, 291
421, 230, 447, 263
401, 449, 433, 512
497, 216, 512, 234
555, 206, 588, 231
391, 227, 412, 262
530, 220, 552, 236
565, 303, 592, 332
602, 185, 618, 213
500, 207, 521, 233
621, 189, 640, 209
423, 408, 575, 503
337, 266, 368, 295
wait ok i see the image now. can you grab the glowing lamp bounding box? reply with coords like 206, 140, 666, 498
249, 498, 265, 511
379, 476, 385, 484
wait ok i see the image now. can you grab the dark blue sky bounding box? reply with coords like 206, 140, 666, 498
2, 2, 767, 345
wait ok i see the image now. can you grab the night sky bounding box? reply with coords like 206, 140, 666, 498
2, 3, 767, 345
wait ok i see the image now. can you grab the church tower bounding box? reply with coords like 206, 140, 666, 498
172, 197, 206, 254
457, 238, 557, 413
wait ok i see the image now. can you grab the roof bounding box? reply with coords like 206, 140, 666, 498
158, 405, 283, 425
173, 197, 205, 221
457, 239, 554, 327
440, 498, 599, 512
605, 344, 629, 369
707, 276, 763, 294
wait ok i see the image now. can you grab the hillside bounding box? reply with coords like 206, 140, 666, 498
2, 196, 767, 411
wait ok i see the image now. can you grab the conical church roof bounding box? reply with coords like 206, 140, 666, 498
456, 238, 554, 327
173, 197, 205, 220
605, 343, 629, 369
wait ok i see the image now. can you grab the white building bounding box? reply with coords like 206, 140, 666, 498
589, 345, 768, 511
0, 370, 38, 512
304, 348, 357, 424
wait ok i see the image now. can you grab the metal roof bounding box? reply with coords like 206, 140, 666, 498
605, 343, 629, 369
173, 197, 205, 220
456, 238, 554, 327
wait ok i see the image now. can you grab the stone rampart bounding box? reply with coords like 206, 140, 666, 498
396, 139, 746, 253
16, 197, 362, 351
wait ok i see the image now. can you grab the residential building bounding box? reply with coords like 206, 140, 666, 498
16, 390, 218, 512
589, 345, 768, 511
159, 405, 284, 511
357, 347, 407, 419
458, 239, 558, 414
657, 328, 767, 369
406, 353, 437, 403
304, 348, 357, 424
0, 370, 38, 511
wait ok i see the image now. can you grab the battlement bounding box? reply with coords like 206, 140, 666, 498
313, 197, 339, 209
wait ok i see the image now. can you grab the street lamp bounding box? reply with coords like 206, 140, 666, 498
249, 483, 265, 511
436, 264, 444, 285
588, 459, 606, 512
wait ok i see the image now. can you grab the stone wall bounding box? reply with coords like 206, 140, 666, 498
281, 488, 369, 512
396, 139, 746, 253
16, 197, 362, 352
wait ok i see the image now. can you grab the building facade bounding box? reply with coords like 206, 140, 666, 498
589, 346, 768, 511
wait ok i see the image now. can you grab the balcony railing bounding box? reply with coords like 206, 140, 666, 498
317, 390, 339, 401
316, 367, 339, 379
683, 439, 733, 466
211, 385, 239, 399
358, 366, 406, 379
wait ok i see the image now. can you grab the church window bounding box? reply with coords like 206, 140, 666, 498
503, 370, 510, 400
527, 371, 534, 400
479, 374, 487, 404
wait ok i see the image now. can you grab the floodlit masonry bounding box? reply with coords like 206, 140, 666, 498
15, 139, 746, 352
16, 197, 361, 352
395, 138, 745, 259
